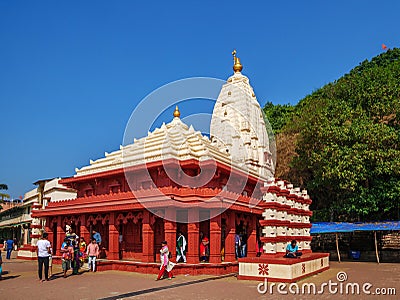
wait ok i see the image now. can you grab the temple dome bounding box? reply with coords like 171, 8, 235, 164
210, 51, 274, 179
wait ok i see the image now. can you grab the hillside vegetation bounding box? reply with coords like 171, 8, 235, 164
264, 48, 400, 222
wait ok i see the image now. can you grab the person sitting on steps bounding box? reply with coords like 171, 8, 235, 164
285, 240, 302, 258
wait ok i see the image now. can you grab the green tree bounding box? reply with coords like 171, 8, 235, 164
263, 101, 295, 134
264, 48, 400, 221
0, 183, 10, 210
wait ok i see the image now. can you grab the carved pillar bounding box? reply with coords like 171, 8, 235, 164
55, 216, 64, 256
45, 217, 53, 248
164, 207, 177, 261
142, 210, 155, 262
79, 215, 90, 241
209, 212, 222, 263
186, 208, 200, 263
108, 212, 119, 260
224, 211, 236, 262
247, 215, 257, 257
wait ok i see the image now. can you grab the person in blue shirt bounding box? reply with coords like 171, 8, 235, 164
285, 240, 302, 258
234, 233, 241, 259
5, 239, 14, 259
92, 230, 102, 246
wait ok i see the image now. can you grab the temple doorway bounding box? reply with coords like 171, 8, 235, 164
119, 219, 143, 260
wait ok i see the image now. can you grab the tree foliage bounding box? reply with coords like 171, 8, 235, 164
264, 48, 400, 221
0, 183, 9, 210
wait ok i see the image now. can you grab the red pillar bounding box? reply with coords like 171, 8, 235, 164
80, 215, 90, 241
142, 210, 154, 262
224, 211, 236, 262
209, 213, 222, 263
164, 208, 177, 261
247, 215, 257, 257
45, 217, 53, 247
108, 212, 119, 260
186, 208, 199, 264
55, 216, 64, 256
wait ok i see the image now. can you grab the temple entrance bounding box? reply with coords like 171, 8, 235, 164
119, 219, 143, 260
153, 217, 164, 262
176, 223, 188, 238
93, 220, 109, 250
236, 220, 249, 258
221, 218, 227, 261
199, 210, 210, 240
199, 210, 210, 262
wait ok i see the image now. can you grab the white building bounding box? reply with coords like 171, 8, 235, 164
13, 178, 76, 259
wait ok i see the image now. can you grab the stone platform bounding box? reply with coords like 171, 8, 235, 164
238, 252, 329, 282
50, 256, 238, 276
17, 244, 37, 260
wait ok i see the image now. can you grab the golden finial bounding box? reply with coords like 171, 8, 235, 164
232, 49, 243, 73
173, 105, 180, 118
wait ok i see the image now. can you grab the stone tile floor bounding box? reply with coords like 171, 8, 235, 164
0, 252, 399, 300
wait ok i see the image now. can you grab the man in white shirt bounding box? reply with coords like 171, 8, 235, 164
37, 232, 51, 281
176, 231, 187, 263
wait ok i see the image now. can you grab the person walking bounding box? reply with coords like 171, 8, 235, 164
156, 241, 174, 280
37, 232, 51, 282
176, 231, 187, 263
86, 238, 99, 272
5, 238, 14, 259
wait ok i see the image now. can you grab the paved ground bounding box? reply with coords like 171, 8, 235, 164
0, 251, 399, 300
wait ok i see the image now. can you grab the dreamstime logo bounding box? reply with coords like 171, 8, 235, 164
121, 77, 276, 223
257, 271, 396, 296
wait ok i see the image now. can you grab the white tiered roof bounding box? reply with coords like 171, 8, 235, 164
75, 113, 260, 178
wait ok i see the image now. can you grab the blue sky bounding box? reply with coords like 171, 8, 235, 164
1, 0, 399, 198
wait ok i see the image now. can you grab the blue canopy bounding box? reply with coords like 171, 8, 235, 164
311, 221, 400, 234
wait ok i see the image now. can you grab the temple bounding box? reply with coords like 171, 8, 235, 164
32, 51, 328, 281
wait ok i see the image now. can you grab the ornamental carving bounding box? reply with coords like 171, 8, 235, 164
258, 263, 269, 276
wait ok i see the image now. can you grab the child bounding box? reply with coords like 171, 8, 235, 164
61, 239, 73, 278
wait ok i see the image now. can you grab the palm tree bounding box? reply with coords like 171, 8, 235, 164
0, 183, 10, 210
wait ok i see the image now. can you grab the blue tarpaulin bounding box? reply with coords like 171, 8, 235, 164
311, 221, 400, 234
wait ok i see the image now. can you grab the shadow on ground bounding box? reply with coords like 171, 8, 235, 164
99, 273, 237, 300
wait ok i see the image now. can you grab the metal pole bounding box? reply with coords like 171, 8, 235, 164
374, 231, 380, 264
336, 233, 341, 263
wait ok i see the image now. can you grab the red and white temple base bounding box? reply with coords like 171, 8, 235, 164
238, 253, 329, 282
238, 179, 329, 282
